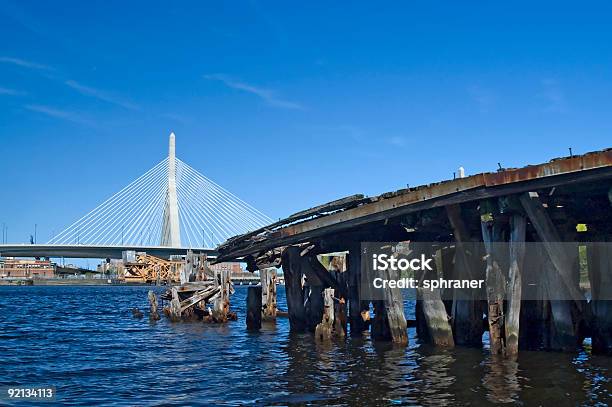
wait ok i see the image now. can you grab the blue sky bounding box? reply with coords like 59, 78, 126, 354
1, 1, 611, 245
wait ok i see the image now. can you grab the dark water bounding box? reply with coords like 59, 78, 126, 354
1, 286, 611, 406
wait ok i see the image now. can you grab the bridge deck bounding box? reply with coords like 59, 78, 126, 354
0, 244, 217, 259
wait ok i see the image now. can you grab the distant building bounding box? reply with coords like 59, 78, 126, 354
0, 257, 56, 279
209, 262, 243, 274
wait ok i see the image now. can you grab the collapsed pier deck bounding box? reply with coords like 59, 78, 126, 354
217, 148, 612, 354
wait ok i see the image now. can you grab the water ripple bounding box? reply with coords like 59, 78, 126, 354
0, 286, 611, 405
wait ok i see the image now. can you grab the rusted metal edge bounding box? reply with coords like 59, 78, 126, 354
217, 148, 612, 261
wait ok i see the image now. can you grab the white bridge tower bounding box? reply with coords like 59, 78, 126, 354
161, 132, 181, 247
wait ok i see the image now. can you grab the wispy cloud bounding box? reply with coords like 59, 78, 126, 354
468, 85, 496, 113
539, 78, 567, 113
161, 113, 191, 125
387, 136, 407, 147
64, 80, 140, 110
24, 104, 93, 126
0, 56, 52, 71
204, 74, 303, 110
0, 87, 26, 96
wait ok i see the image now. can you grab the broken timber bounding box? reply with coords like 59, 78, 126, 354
160, 267, 237, 323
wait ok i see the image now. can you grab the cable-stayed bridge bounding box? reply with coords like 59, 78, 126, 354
0, 133, 272, 259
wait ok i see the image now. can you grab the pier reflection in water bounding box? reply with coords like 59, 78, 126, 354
0, 285, 610, 405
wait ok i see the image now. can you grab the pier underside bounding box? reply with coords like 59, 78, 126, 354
217, 148, 612, 354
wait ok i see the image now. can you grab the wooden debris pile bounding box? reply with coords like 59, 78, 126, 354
122, 253, 183, 284
148, 257, 237, 323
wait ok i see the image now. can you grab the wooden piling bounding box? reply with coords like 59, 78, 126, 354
331, 257, 348, 337
260, 268, 277, 321
505, 214, 526, 355
588, 241, 612, 354
367, 247, 407, 344
480, 202, 507, 355
520, 192, 582, 351
300, 256, 326, 332
416, 247, 454, 347
334, 296, 347, 338
212, 269, 231, 322
281, 247, 307, 332
148, 290, 161, 321
168, 286, 181, 322
315, 288, 335, 341
446, 204, 485, 347
347, 245, 370, 336
246, 286, 262, 331
382, 273, 408, 344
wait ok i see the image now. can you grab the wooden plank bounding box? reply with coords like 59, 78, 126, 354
179, 286, 218, 313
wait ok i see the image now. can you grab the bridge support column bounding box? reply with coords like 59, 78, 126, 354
161, 132, 181, 247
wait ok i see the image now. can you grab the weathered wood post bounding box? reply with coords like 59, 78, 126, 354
246, 285, 262, 331
301, 256, 325, 332
588, 241, 612, 354
260, 268, 277, 321
348, 244, 370, 336
212, 268, 231, 322
168, 286, 181, 322
520, 192, 583, 351
184, 250, 196, 283
505, 213, 526, 355
381, 272, 408, 344
148, 290, 161, 321
367, 243, 407, 344
315, 288, 335, 341
415, 246, 454, 347
480, 200, 507, 355
446, 204, 485, 347
281, 247, 307, 332
331, 256, 348, 338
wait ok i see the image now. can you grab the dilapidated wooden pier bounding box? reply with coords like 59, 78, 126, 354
216, 148, 612, 356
